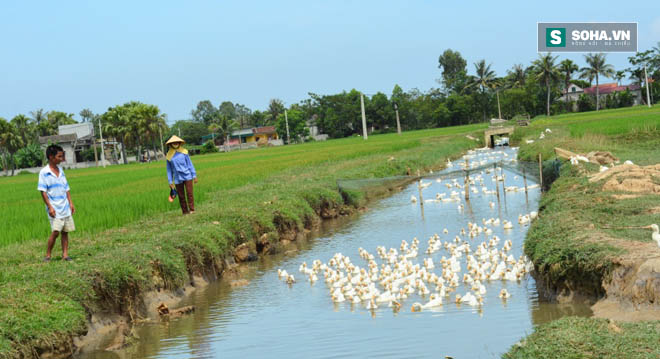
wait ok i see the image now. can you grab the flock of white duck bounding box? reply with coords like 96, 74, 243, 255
411, 147, 540, 205
278, 147, 547, 313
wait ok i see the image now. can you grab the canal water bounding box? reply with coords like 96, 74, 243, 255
85, 147, 592, 359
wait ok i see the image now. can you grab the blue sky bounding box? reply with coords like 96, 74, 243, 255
1, 1, 659, 123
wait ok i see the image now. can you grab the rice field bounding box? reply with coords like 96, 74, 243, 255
4, 104, 658, 248
531, 104, 660, 137
514, 105, 660, 164
0, 124, 488, 247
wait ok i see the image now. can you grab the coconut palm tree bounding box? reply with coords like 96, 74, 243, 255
581, 53, 615, 111
101, 106, 131, 164
30, 109, 50, 136
533, 53, 560, 116
507, 64, 527, 88
209, 115, 239, 151
138, 104, 167, 161
559, 59, 579, 109
79, 108, 94, 123
0, 119, 24, 176
466, 59, 497, 121
614, 70, 626, 86
11, 114, 36, 146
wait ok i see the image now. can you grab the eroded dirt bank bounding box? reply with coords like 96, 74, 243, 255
530, 163, 660, 322
42, 177, 416, 359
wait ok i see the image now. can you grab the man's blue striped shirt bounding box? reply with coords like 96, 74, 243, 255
37, 165, 71, 218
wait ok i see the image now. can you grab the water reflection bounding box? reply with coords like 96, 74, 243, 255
81, 148, 591, 359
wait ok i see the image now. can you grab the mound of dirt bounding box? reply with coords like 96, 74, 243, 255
586, 151, 619, 165
554, 147, 619, 165
589, 164, 660, 194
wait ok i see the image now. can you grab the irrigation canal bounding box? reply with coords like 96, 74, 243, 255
81, 147, 592, 359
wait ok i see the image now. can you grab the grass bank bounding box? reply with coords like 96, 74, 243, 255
513, 105, 659, 296
504, 105, 660, 357
504, 317, 660, 359
0, 126, 484, 358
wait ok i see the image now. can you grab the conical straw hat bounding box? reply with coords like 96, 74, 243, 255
165, 135, 185, 145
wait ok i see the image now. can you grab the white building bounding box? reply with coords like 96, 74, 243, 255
39, 123, 122, 167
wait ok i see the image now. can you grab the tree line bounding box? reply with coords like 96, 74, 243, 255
178, 43, 659, 144
2, 43, 659, 173
0, 103, 167, 175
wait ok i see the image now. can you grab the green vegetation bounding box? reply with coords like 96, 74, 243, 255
517, 106, 659, 294
514, 105, 660, 165
3, 99, 660, 358
0, 125, 484, 358
0, 125, 486, 247
504, 317, 660, 359
3, 44, 659, 176
504, 105, 660, 357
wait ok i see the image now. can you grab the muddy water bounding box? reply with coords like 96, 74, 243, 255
88, 148, 592, 359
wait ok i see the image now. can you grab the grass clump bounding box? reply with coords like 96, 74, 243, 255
504, 317, 660, 359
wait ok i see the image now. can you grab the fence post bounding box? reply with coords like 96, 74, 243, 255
464, 159, 470, 201
501, 164, 507, 201
494, 162, 500, 204
538, 153, 543, 192
417, 170, 424, 206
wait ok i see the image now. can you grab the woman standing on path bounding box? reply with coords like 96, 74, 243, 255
165, 136, 198, 214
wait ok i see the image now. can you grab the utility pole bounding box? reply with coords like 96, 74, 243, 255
360, 93, 368, 140
178, 127, 181, 137
158, 126, 164, 158
92, 121, 99, 167
98, 120, 106, 168
644, 65, 652, 108
497, 91, 502, 119
394, 102, 401, 135
284, 110, 290, 144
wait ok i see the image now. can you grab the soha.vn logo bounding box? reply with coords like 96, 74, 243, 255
546, 28, 566, 47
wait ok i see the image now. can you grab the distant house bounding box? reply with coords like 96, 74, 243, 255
559, 83, 585, 103
305, 118, 328, 141
38, 133, 81, 166
227, 126, 281, 147
252, 126, 279, 144
559, 82, 643, 110
583, 83, 642, 104
38, 123, 121, 167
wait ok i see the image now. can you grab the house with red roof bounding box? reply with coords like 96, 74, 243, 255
559, 82, 643, 111
227, 126, 281, 147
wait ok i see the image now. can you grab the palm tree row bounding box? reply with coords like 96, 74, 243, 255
470, 52, 631, 118
580, 53, 615, 111
100, 102, 168, 163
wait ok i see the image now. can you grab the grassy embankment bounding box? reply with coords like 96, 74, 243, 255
0, 125, 485, 358
504, 105, 660, 358
504, 317, 660, 359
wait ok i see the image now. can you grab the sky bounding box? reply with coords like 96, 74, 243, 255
1, 1, 659, 124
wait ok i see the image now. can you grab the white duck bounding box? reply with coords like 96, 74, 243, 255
366, 297, 378, 310
422, 294, 443, 309
651, 224, 660, 247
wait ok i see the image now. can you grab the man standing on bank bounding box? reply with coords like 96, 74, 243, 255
38, 144, 75, 262
165, 135, 198, 214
